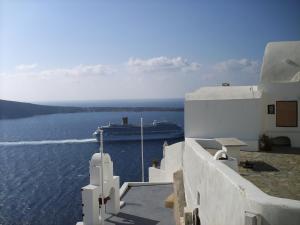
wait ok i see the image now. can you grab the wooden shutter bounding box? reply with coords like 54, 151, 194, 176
276, 101, 298, 127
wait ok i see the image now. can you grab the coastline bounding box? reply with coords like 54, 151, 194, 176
0, 99, 183, 120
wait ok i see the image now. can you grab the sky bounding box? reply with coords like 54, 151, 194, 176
0, 0, 300, 102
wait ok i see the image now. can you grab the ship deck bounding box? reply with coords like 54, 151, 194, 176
206, 147, 300, 200
105, 183, 174, 225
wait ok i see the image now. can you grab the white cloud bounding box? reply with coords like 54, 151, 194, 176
15, 63, 38, 71
40, 64, 114, 77
127, 56, 201, 73
1, 57, 261, 101
214, 58, 260, 74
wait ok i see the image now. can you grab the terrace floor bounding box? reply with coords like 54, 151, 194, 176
239, 147, 300, 200
207, 147, 300, 200
105, 184, 174, 225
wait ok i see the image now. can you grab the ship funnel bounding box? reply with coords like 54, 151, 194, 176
122, 117, 128, 125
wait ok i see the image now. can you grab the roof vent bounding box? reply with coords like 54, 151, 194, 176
222, 83, 230, 86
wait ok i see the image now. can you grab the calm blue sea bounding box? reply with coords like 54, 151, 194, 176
0, 100, 184, 225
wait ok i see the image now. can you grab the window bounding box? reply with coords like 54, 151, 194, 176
267, 104, 275, 114
276, 101, 298, 127
197, 191, 200, 205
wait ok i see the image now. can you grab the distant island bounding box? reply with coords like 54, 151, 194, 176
0, 99, 184, 119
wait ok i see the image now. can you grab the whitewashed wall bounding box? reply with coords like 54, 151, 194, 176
185, 99, 262, 150
258, 41, 300, 147
183, 138, 300, 225
261, 83, 300, 147
149, 141, 184, 182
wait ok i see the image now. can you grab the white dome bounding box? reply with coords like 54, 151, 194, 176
90, 153, 111, 166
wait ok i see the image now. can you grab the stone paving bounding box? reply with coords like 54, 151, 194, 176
239, 147, 300, 200
206, 147, 300, 200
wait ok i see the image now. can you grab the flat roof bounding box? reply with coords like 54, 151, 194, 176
185, 85, 261, 101
105, 184, 175, 225
215, 138, 247, 147
205, 147, 300, 200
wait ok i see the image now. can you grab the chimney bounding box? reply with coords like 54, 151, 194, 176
122, 117, 128, 125
222, 83, 230, 86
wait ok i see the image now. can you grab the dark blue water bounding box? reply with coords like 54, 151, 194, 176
0, 109, 183, 225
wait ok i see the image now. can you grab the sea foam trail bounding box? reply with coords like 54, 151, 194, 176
0, 138, 96, 146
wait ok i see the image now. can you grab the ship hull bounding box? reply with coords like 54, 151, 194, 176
93, 120, 184, 142
94, 130, 183, 142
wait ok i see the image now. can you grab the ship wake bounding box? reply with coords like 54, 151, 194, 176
0, 138, 96, 146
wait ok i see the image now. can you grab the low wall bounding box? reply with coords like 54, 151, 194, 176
183, 138, 300, 225
149, 167, 170, 182
149, 142, 184, 182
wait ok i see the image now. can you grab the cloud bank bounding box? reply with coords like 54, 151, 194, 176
15, 63, 38, 71
0, 57, 260, 101
127, 56, 201, 73
40, 64, 114, 77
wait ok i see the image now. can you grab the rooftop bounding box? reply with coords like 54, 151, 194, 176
215, 138, 247, 147
105, 184, 174, 225
206, 147, 300, 200
185, 85, 261, 101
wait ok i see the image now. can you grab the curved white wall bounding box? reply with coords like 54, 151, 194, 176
183, 138, 300, 225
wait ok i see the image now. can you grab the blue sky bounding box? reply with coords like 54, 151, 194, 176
1, 0, 300, 102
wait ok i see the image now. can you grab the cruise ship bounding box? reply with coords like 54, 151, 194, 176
93, 117, 183, 141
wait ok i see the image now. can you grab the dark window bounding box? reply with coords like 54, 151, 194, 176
276, 101, 298, 127
268, 104, 275, 114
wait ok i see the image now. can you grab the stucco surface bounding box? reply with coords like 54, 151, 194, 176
184, 138, 300, 225
186, 85, 261, 100
261, 83, 300, 147
149, 142, 184, 182
184, 98, 262, 142
260, 41, 300, 84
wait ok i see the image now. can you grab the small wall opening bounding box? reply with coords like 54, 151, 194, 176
197, 191, 200, 205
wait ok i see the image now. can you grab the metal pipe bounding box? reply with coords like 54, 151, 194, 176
100, 129, 105, 225
141, 117, 144, 182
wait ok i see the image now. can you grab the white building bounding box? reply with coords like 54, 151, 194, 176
185, 85, 262, 150
260, 41, 300, 147
185, 41, 300, 149
149, 41, 300, 225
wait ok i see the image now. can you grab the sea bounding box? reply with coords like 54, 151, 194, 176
0, 99, 184, 225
